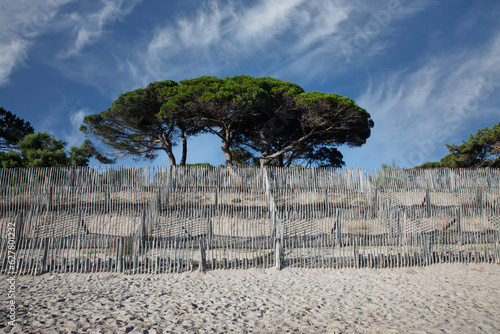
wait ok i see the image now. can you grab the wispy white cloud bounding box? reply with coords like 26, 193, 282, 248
138, 0, 433, 85
42, 99, 92, 147
27, 0, 433, 96
278, 0, 435, 78
0, 0, 72, 86
0, 39, 31, 85
141, 0, 353, 82
235, 0, 305, 45
60, 0, 141, 58
65, 109, 90, 147
354, 34, 500, 168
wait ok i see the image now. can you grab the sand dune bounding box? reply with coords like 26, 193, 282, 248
1, 263, 499, 333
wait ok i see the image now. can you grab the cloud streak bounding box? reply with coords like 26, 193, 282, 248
65, 109, 91, 147
0, 39, 30, 86
141, 0, 354, 81
137, 0, 433, 85
0, 0, 72, 86
355, 34, 500, 167
60, 0, 142, 58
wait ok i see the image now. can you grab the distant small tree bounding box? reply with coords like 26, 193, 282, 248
416, 161, 444, 169
417, 123, 500, 168
184, 162, 215, 168
0, 107, 34, 151
444, 123, 499, 168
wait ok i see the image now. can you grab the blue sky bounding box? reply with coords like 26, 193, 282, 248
1, 0, 499, 168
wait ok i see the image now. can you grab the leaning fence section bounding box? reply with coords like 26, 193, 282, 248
0, 167, 499, 275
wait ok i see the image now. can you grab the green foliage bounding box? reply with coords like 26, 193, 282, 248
81, 80, 189, 166
18, 132, 68, 167
80, 140, 115, 164
184, 162, 215, 168
68, 144, 93, 167
381, 159, 401, 171
417, 123, 500, 168
0, 151, 24, 168
0, 132, 91, 168
416, 161, 444, 169
245, 84, 373, 167
0, 107, 34, 151
230, 148, 258, 167
304, 147, 345, 168
445, 123, 499, 167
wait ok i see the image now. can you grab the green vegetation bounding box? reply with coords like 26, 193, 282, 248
0, 107, 34, 151
0, 108, 93, 168
80, 80, 197, 166
417, 122, 500, 168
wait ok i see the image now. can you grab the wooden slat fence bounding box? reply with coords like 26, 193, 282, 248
0, 167, 499, 275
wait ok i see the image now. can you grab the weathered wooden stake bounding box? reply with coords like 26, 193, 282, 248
199, 238, 206, 271
117, 237, 123, 272
354, 238, 360, 268
41, 237, 50, 274
206, 214, 213, 250
15, 212, 25, 251
275, 238, 282, 270
335, 209, 342, 247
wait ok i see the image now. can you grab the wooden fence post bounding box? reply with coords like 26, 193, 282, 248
422, 235, 431, 265
214, 188, 218, 208
104, 188, 110, 213
372, 188, 378, 218
275, 238, 282, 270
131, 210, 146, 273
495, 234, 499, 264
206, 214, 213, 250
324, 189, 329, 214
425, 189, 431, 217
154, 189, 161, 213
41, 237, 49, 274
47, 186, 53, 211
397, 211, 402, 246
312, 167, 317, 189
354, 238, 360, 268
477, 188, 483, 216
117, 237, 123, 273
76, 211, 83, 251
199, 238, 206, 271
15, 212, 25, 251
335, 209, 342, 247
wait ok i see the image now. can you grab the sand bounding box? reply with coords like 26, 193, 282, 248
1, 264, 499, 333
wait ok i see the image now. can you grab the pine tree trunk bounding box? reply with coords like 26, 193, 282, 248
221, 141, 233, 167
180, 130, 187, 166
166, 150, 176, 167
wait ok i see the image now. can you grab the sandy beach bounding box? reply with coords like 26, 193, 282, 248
1, 263, 499, 333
